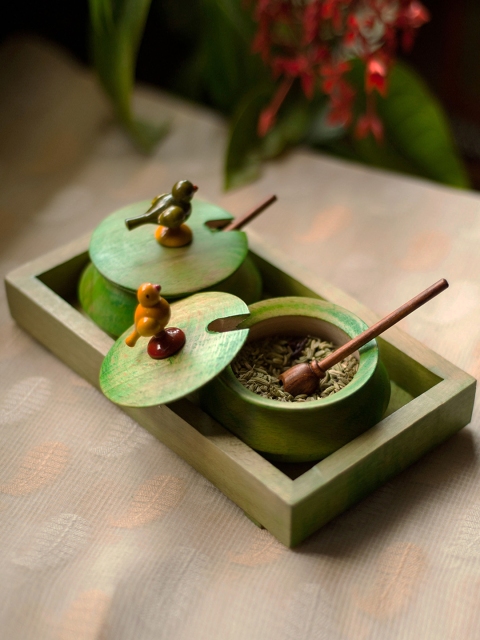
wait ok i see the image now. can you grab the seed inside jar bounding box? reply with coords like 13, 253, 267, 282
231, 335, 358, 402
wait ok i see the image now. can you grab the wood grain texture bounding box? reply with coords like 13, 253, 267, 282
5, 231, 476, 547
100, 291, 250, 407
89, 199, 248, 297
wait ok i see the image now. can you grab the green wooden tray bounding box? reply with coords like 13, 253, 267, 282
5, 231, 476, 547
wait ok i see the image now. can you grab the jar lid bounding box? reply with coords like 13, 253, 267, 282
90, 199, 248, 298
99, 291, 250, 407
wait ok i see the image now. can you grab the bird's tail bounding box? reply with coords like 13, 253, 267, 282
125, 330, 139, 348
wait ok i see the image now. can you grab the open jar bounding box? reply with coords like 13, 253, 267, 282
200, 296, 391, 463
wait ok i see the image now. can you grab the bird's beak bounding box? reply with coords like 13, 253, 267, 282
154, 284, 161, 292
193, 185, 198, 192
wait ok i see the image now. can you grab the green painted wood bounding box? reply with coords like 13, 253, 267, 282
78, 256, 262, 338
384, 380, 415, 417
90, 199, 248, 297
100, 291, 250, 407
78, 262, 136, 337
376, 338, 443, 397
201, 254, 262, 304
201, 297, 391, 463
290, 379, 476, 547
6, 231, 476, 547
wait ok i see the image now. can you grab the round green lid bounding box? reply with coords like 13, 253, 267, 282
99, 291, 250, 407
90, 199, 248, 298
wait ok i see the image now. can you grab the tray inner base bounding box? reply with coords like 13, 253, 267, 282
36, 251, 442, 481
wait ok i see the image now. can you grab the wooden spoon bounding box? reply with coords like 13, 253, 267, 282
221, 195, 277, 231
279, 278, 449, 397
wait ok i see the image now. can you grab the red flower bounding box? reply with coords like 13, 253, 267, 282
327, 78, 355, 126
398, 0, 430, 50
249, 0, 428, 143
365, 57, 388, 96
401, 28, 415, 52
404, 1, 430, 28
303, 2, 322, 45
252, 30, 271, 61
355, 111, 384, 142
273, 55, 308, 77
320, 0, 335, 20
258, 107, 277, 137
321, 61, 351, 94
301, 72, 315, 99
257, 77, 294, 137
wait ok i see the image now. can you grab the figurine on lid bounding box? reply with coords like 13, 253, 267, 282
79, 181, 276, 339
126, 282, 186, 359
125, 180, 198, 247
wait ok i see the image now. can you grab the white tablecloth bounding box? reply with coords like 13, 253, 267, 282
1, 36, 480, 639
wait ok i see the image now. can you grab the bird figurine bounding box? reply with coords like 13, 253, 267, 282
125, 179, 198, 247
125, 282, 186, 359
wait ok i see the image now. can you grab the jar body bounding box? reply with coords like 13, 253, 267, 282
78, 197, 261, 337
78, 256, 262, 338
200, 297, 391, 463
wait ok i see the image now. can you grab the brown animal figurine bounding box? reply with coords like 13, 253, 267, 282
125, 283, 185, 359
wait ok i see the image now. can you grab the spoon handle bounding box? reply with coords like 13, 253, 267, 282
315, 278, 449, 375
222, 195, 277, 232
280, 279, 449, 397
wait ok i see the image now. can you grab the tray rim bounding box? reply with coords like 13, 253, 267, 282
5, 230, 476, 547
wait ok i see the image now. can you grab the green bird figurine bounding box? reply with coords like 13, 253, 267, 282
125, 179, 198, 247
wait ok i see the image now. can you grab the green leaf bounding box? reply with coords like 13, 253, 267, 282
379, 62, 469, 188
306, 103, 347, 146
198, 0, 269, 114
225, 85, 319, 190
225, 87, 270, 190
89, 0, 169, 153
341, 60, 470, 188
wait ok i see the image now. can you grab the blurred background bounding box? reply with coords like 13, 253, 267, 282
1, 0, 480, 190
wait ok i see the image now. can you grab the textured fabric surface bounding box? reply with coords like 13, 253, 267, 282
1, 36, 480, 639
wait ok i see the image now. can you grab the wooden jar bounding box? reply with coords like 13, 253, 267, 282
78, 199, 262, 337
200, 297, 391, 463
